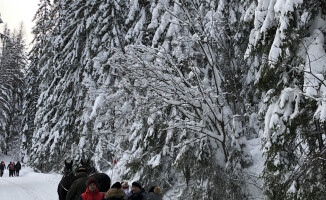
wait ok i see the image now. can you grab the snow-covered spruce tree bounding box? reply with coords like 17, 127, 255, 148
109, 0, 258, 199
24, 0, 80, 170
246, 0, 326, 199
124, 0, 153, 45
0, 24, 26, 155
71, 0, 129, 169
23, 0, 71, 170
0, 25, 11, 154
21, 0, 52, 163
24, 0, 130, 171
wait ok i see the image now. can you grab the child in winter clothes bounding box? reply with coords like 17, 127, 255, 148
104, 182, 126, 200
78, 177, 104, 200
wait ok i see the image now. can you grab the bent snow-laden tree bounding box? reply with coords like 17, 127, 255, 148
108, 1, 258, 199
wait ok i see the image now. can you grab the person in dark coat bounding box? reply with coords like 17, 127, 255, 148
78, 177, 104, 200
125, 182, 146, 200
8, 162, 15, 177
65, 168, 88, 200
15, 161, 21, 176
0, 161, 5, 177
104, 182, 126, 200
147, 186, 162, 200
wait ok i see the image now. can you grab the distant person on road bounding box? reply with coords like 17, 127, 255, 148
78, 177, 104, 200
0, 161, 5, 177
8, 162, 15, 177
15, 161, 21, 176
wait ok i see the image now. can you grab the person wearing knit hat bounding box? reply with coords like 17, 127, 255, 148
104, 182, 126, 200
132, 182, 142, 190
147, 186, 162, 200
87, 177, 100, 187
78, 177, 104, 200
125, 181, 147, 200
121, 181, 130, 195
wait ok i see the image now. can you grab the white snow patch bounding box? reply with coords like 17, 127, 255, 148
90, 93, 104, 119
0, 155, 61, 200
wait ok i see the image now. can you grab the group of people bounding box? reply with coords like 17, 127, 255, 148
0, 161, 21, 177
79, 177, 162, 200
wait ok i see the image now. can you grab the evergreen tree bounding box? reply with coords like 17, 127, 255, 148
0, 24, 26, 155
22, 0, 53, 162
246, 0, 326, 199
24, 0, 130, 170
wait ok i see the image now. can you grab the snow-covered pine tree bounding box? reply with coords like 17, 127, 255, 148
21, 0, 52, 163
24, 0, 130, 171
246, 0, 326, 199
0, 24, 26, 156
124, 0, 153, 45
25, 0, 79, 170
73, 0, 130, 169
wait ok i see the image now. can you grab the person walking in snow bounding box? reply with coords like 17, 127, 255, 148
78, 177, 105, 200
0, 161, 5, 177
104, 182, 126, 200
125, 182, 147, 200
8, 162, 15, 177
15, 161, 21, 176
147, 186, 162, 200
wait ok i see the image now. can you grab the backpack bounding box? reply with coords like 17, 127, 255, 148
9, 164, 14, 170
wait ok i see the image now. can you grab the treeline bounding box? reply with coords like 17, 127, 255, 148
4, 0, 325, 199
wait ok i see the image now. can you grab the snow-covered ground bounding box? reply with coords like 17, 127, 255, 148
0, 139, 265, 200
0, 154, 61, 200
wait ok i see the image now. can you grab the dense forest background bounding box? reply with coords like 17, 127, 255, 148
1, 0, 326, 199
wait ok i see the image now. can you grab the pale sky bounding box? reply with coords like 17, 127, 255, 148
0, 0, 39, 48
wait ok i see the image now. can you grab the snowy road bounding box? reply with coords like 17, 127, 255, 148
0, 167, 61, 200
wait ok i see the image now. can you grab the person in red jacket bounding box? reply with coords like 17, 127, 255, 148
78, 177, 104, 200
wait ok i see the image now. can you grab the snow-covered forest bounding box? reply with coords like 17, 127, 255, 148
1, 0, 326, 199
